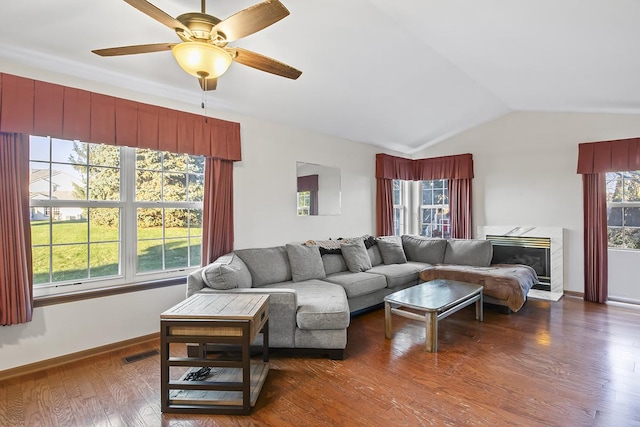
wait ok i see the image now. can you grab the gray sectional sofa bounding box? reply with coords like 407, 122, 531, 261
186, 235, 538, 359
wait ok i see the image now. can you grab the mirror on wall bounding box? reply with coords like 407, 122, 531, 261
296, 161, 341, 216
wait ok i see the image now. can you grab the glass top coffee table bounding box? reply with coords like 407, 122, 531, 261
384, 279, 483, 352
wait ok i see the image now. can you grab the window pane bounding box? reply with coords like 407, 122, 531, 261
52, 244, 88, 282
393, 180, 401, 205
187, 173, 204, 202
30, 135, 50, 161
608, 207, 623, 227
136, 149, 162, 170
52, 217, 88, 244
165, 209, 189, 235
90, 243, 120, 278
624, 207, 640, 227
88, 166, 120, 201
165, 238, 188, 269
164, 173, 187, 201
88, 144, 120, 167
30, 162, 51, 200
31, 219, 51, 245
136, 170, 162, 201
624, 228, 640, 249
32, 246, 50, 284
163, 152, 188, 172
138, 239, 163, 273
608, 227, 624, 249
49, 164, 86, 201
89, 208, 119, 241
190, 237, 202, 266
189, 209, 203, 237
624, 178, 640, 202
53, 139, 85, 164
137, 208, 163, 237
188, 155, 205, 174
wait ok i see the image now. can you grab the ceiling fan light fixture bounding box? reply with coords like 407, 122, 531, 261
172, 42, 232, 78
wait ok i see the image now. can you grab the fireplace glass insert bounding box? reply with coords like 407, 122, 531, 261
486, 235, 551, 290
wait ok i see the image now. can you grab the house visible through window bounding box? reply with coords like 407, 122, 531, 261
606, 170, 640, 249
392, 179, 449, 238
29, 135, 204, 294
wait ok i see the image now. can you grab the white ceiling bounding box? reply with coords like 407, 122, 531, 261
1, 0, 640, 154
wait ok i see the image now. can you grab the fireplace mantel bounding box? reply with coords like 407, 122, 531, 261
477, 226, 564, 301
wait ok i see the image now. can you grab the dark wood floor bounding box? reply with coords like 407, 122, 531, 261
2, 295, 640, 426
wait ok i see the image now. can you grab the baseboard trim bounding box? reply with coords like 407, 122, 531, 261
0, 332, 159, 382
563, 290, 584, 298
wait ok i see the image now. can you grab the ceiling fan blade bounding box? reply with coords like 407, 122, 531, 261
198, 76, 218, 91
92, 43, 176, 56
122, 0, 192, 34
230, 48, 302, 80
213, 0, 290, 42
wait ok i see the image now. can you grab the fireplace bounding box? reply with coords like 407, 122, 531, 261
477, 226, 564, 301
486, 235, 551, 291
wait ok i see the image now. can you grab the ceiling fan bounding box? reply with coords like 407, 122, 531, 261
92, 0, 302, 90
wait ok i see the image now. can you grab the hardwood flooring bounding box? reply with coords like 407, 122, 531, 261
2, 295, 640, 426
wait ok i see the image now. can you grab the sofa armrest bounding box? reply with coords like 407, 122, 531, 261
186, 267, 207, 298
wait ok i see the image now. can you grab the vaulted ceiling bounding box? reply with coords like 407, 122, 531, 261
1, 1, 639, 154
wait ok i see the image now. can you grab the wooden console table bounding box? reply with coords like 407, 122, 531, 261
160, 293, 269, 414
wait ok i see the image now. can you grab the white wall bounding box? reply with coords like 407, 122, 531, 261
0, 63, 390, 372
413, 111, 640, 301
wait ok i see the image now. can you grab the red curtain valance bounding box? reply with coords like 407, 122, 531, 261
577, 137, 640, 174
376, 153, 474, 180
0, 73, 241, 161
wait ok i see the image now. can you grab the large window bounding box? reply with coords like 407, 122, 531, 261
606, 171, 640, 249
391, 179, 449, 237
29, 136, 204, 295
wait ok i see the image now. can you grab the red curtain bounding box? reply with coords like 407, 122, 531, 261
449, 178, 472, 239
582, 173, 608, 303
0, 73, 241, 160
0, 133, 33, 326
375, 153, 474, 238
202, 158, 234, 265
376, 178, 394, 236
576, 138, 640, 303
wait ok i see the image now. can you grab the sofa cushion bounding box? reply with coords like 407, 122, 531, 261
444, 239, 493, 267
324, 271, 387, 298
201, 253, 252, 290
367, 245, 383, 267
377, 236, 408, 264
235, 246, 292, 287
286, 243, 326, 282
341, 239, 372, 272
368, 263, 420, 288
322, 254, 348, 275
280, 280, 350, 330
402, 235, 447, 264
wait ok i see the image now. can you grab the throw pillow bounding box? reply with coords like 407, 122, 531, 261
341, 239, 372, 272
286, 243, 326, 282
377, 236, 408, 264
401, 235, 447, 264
444, 239, 493, 267
201, 254, 252, 290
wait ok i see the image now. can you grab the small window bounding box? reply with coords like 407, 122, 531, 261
392, 180, 405, 235
419, 179, 450, 238
606, 171, 640, 249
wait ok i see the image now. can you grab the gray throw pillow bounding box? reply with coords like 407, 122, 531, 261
341, 239, 372, 272
201, 253, 252, 290
286, 243, 326, 282
377, 236, 407, 264
444, 239, 493, 267
401, 235, 447, 264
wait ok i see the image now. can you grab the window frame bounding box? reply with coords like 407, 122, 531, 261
29, 136, 204, 298
392, 179, 450, 238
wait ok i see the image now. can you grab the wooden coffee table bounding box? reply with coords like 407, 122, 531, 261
384, 279, 483, 352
